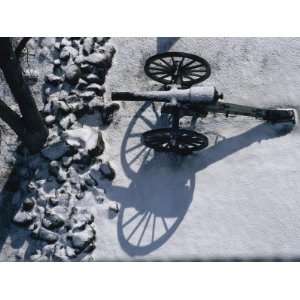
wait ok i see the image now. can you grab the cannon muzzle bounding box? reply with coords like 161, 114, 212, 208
112, 86, 222, 105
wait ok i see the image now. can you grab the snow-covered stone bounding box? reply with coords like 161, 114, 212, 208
45, 115, 56, 125
76, 78, 88, 90
56, 168, 68, 183
83, 38, 94, 55
86, 52, 107, 66
62, 156, 73, 167
63, 126, 104, 155
74, 55, 86, 65
61, 38, 72, 47
86, 83, 105, 95
99, 161, 115, 180
70, 225, 95, 251
80, 91, 95, 101
86, 73, 102, 84
65, 64, 81, 85
45, 74, 63, 85
42, 211, 65, 230
13, 211, 36, 227
32, 227, 59, 244
22, 197, 35, 211
42, 142, 69, 160
59, 113, 76, 129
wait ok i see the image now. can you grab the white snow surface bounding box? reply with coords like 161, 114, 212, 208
0, 38, 299, 261
91, 38, 300, 260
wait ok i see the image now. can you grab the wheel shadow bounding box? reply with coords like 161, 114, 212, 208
105, 102, 294, 257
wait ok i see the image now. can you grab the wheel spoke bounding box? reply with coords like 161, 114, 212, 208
183, 63, 205, 71
159, 58, 173, 69
149, 66, 170, 73
151, 61, 170, 70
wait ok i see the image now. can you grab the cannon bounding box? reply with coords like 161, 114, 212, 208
112, 52, 296, 155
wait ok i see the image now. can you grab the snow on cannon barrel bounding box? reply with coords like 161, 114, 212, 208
111, 51, 297, 155
111, 86, 223, 105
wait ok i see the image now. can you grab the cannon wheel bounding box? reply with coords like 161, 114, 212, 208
144, 52, 211, 87
142, 128, 209, 155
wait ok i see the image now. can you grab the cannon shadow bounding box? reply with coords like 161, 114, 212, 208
157, 37, 180, 53
105, 102, 293, 257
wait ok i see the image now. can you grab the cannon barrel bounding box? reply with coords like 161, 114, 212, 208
112, 86, 222, 105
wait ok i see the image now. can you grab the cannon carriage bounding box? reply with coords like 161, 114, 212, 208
112, 52, 296, 155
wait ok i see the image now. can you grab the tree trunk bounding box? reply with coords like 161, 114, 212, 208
0, 37, 48, 153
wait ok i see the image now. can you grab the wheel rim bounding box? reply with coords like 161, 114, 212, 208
142, 128, 209, 154
144, 52, 211, 86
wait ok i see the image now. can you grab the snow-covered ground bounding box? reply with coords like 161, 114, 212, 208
0, 38, 300, 261
96, 38, 300, 260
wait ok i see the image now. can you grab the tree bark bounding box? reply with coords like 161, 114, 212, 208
0, 37, 48, 153
15, 37, 32, 60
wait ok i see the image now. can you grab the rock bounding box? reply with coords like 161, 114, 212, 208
23, 69, 39, 85
99, 161, 115, 180
102, 103, 120, 125
80, 63, 94, 74
45, 74, 63, 85
88, 97, 104, 111
65, 64, 81, 85
53, 59, 61, 66
59, 47, 70, 61
69, 101, 85, 114
95, 195, 104, 204
84, 242, 96, 254
76, 78, 88, 90
43, 102, 52, 115
57, 100, 71, 114
109, 201, 120, 214
59, 113, 76, 129
32, 227, 59, 244
61, 38, 72, 47
22, 197, 35, 211
94, 37, 109, 45
55, 190, 71, 206
72, 152, 91, 166
45, 115, 56, 125
73, 177, 85, 192
74, 55, 86, 65
76, 192, 84, 200
80, 91, 95, 101
70, 225, 95, 251
86, 83, 105, 96
86, 73, 102, 84
63, 126, 104, 155
86, 52, 107, 66
65, 246, 76, 258
49, 160, 60, 176
53, 245, 68, 262
62, 156, 73, 167
13, 210, 36, 227
41, 142, 69, 160
83, 38, 94, 55
84, 176, 96, 187
42, 211, 65, 230
54, 42, 61, 50
56, 168, 68, 183
49, 197, 59, 207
